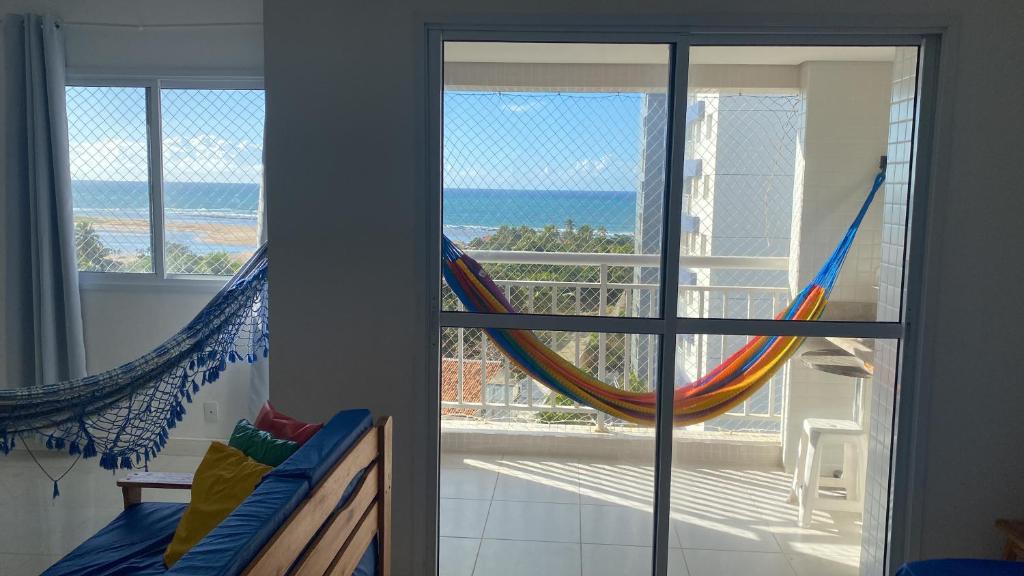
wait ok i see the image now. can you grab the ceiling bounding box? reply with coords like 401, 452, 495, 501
691, 46, 896, 65
444, 42, 896, 65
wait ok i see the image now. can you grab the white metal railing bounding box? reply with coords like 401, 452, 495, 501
464, 249, 789, 271
441, 250, 791, 433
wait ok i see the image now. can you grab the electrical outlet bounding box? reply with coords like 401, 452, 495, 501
203, 401, 219, 423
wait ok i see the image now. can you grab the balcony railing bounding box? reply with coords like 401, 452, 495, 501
441, 250, 791, 434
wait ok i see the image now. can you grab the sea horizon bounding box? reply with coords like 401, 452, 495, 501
72, 180, 639, 252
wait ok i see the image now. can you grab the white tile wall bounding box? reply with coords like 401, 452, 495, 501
787, 62, 892, 307
860, 46, 919, 576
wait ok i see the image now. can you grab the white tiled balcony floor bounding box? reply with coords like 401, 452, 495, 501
440, 452, 862, 576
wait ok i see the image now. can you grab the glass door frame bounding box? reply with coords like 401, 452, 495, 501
425, 27, 942, 576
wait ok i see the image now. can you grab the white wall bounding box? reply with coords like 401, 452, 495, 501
2, 0, 262, 76
0, 18, 7, 380
79, 283, 256, 439
264, 2, 1024, 574
0, 0, 264, 439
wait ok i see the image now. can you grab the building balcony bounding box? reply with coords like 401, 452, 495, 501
440, 249, 870, 576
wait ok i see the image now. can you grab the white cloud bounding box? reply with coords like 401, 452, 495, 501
69, 138, 149, 181
571, 154, 613, 175
500, 100, 543, 114
68, 133, 263, 184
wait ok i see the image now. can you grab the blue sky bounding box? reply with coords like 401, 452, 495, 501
65, 86, 265, 184
66, 87, 645, 192
443, 91, 645, 192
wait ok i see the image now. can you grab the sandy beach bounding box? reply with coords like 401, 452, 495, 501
79, 215, 258, 249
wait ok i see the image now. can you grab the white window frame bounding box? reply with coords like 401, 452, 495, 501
66, 74, 264, 289
425, 27, 945, 576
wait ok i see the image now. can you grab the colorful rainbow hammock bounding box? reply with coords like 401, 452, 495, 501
442, 170, 885, 426
0, 169, 881, 491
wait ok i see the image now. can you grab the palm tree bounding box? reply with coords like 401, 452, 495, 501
75, 221, 120, 272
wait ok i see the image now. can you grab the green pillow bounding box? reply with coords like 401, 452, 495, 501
227, 419, 299, 467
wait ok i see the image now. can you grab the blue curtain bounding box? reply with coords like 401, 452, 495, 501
3, 14, 86, 388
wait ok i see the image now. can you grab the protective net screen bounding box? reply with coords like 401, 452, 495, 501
681, 92, 801, 433
161, 89, 265, 276
67, 86, 266, 276
67, 86, 153, 273
441, 88, 801, 434
441, 327, 659, 431
442, 90, 667, 319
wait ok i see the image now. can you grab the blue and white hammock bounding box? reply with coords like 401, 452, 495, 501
0, 245, 269, 494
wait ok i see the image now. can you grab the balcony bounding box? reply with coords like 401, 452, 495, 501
440, 250, 869, 576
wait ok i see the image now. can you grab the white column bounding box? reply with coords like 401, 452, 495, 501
782, 61, 892, 472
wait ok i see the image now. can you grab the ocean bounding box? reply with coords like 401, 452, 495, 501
442, 188, 636, 243
71, 180, 638, 253
72, 180, 262, 254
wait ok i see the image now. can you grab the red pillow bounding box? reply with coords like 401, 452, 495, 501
254, 402, 323, 446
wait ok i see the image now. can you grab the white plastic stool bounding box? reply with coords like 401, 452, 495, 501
789, 417, 867, 527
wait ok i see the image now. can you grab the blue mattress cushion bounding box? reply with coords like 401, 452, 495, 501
898, 559, 1024, 575
267, 409, 373, 487
166, 409, 374, 576
353, 537, 378, 576
43, 502, 186, 576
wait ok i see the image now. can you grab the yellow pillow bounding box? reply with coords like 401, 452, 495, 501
164, 442, 272, 567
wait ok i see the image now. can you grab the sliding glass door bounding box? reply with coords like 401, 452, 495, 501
432, 35, 922, 576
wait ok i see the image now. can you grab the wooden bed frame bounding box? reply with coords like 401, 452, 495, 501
117, 417, 392, 576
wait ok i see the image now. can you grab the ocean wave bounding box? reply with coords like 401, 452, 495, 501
442, 222, 633, 243
443, 224, 499, 243
75, 207, 258, 222
164, 207, 259, 221
72, 207, 150, 216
